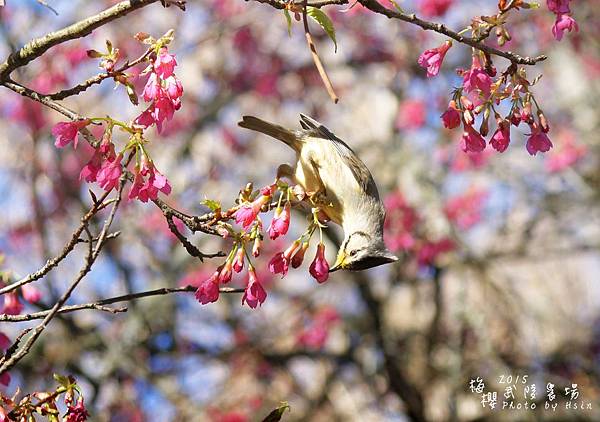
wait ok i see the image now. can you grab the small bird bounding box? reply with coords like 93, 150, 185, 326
238, 114, 398, 271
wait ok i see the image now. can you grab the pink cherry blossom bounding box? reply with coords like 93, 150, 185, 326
552, 14, 578, 41
418, 0, 453, 17
218, 261, 233, 284
79, 150, 103, 182
65, 397, 89, 422
291, 241, 309, 268
234, 195, 270, 229
96, 154, 123, 192
460, 125, 486, 153
268, 252, 289, 277
416, 238, 455, 267
441, 100, 461, 129
3, 292, 23, 315
462, 59, 492, 96
526, 125, 553, 156
309, 243, 329, 283
21, 284, 41, 303
154, 47, 177, 79
547, 0, 570, 14
142, 72, 162, 102
134, 108, 155, 128
267, 202, 291, 240
242, 267, 267, 308
51, 120, 90, 149
490, 120, 511, 152
444, 189, 488, 230
418, 41, 452, 78
195, 270, 220, 304
165, 76, 183, 101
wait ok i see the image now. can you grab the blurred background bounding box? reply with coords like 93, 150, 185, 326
0, 0, 599, 420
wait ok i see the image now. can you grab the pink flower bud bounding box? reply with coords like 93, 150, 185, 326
441, 100, 461, 129
195, 270, 220, 304
2, 292, 23, 315
552, 14, 578, 41
232, 247, 245, 273
252, 237, 262, 257
291, 241, 310, 268
510, 108, 522, 126
219, 261, 233, 284
309, 243, 329, 283
490, 120, 511, 153
154, 47, 177, 79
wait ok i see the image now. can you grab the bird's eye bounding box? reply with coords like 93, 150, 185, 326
349, 250, 358, 257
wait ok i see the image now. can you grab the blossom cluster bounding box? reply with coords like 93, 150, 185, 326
193, 182, 331, 309
134, 45, 183, 133
547, 0, 578, 41
0, 374, 89, 421
416, 1, 581, 156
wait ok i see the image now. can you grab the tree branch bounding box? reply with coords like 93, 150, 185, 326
0, 286, 244, 322
357, 0, 546, 65
0, 0, 162, 80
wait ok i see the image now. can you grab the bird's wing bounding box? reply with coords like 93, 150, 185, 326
299, 114, 379, 198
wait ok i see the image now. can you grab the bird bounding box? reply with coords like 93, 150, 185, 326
238, 113, 398, 272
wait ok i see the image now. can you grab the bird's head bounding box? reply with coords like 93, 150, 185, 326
329, 231, 398, 272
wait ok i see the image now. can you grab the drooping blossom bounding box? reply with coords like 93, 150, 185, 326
195, 270, 220, 304
268, 241, 300, 277
462, 58, 492, 96
154, 47, 177, 79
65, 397, 89, 422
441, 100, 461, 129
218, 261, 233, 284
234, 194, 271, 229
460, 125, 486, 153
128, 158, 172, 202
526, 124, 553, 156
490, 120, 511, 152
51, 120, 90, 149
309, 243, 329, 283
242, 267, 267, 308
417, 41, 452, 78
21, 284, 41, 303
267, 202, 291, 240
2, 292, 23, 315
552, 14, 578, 41
96, 154, 123, 192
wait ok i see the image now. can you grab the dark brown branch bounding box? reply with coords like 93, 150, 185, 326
0, 286, 243, 322
247, 0, 348, 9
0, 0, 161, 80
357, 0, 546, 65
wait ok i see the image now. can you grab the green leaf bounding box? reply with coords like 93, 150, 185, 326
202, 199, 221, 212
261, 402, 291, 422
306, 7, 337, 52
105, 39, 113, 54
283, 9, 293, 37
53, 373, 70, 387
125, 83, 139, 106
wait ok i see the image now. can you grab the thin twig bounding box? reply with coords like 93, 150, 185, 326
0, 286, 244, 322
303, 0, 339, 103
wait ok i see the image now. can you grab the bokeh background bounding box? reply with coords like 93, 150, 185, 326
0, 0, 599, 420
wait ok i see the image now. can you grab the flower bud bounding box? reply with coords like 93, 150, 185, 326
291, 241, 310, 268
252, 237, 262, 257
232, 246, 245, 273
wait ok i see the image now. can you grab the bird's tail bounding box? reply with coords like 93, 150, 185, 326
238, 115, 301, 151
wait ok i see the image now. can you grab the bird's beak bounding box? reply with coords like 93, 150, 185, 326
329, 251, 347, 273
